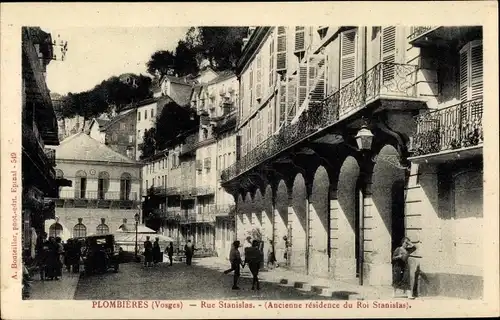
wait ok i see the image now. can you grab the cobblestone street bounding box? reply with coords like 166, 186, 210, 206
73, 259, 337, 300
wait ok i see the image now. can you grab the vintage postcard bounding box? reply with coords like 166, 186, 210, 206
1, 2, 499, 319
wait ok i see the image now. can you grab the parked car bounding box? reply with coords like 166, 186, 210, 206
81, 234, 121, 275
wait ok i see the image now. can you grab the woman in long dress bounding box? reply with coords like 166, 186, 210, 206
143, 236, 153, 267
392, 237, 416, 299
152, 237, 162, 265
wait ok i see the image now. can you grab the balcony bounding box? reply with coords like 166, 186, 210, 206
165, 187, 180, 196
196, 185, 215, 196
54, 190, 140, 209
409, 26, 482, 48
214, 204, 236, 216
180, 187, 197, 198
165, 208, 182, 220
221, 62, 420, 184
410, 98, 483, 160
149, 186, 166, 197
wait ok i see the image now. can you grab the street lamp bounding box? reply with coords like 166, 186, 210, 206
354, 124, 373, 286
134, 213, 140, 262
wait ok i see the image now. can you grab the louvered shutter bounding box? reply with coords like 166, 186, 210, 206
381, 26, 397, 83
256, 55, 262, 100
249, 69, 254, 110
279, 82, 287, 127
269, 36, 275, 89
295, 26, 306, 53
276, 27, 287, 72
340, 29, 357, 88
460, 40, 483, 101
310, 55, 327, 102
267, 103, 273, 136
287, 76, 297, 121
298, 62, 308, 108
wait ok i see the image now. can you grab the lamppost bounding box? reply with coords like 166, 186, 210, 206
354, 124, 374, 286
134, 213, 140, 262
175, 214, 181, 254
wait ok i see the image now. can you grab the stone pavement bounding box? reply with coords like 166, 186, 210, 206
28, 271, 80, 300
196, 257, 397, 300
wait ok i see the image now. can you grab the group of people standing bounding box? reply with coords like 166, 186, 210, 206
142, 236, 194, 267
224, 237, 265, 290
35, 233, 67, 281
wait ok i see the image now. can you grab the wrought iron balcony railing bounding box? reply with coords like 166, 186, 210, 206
407, 26, 435, 41
411, 98, 483, 157
58, 190, 139, 201
196, 185, 215, 196
221, 62, 418, 183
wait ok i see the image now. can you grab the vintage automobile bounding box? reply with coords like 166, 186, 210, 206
81, 234, 121, 275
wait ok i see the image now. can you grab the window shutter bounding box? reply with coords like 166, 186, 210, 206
295, 26, 306, 53
470, 41, 483, 100
340, 29, 357, 88
287, 76, 298, 121
309, 55, 327, 102
269, 36, 275, 89
267, 103, 273, 136
256, 55, 262, 100
298, 62, 308, 108
276, 27, 287, 72
249, 69, 254, 110
460, 40, 483, 101
279, 82, 287, 127
381, 26, 397, 82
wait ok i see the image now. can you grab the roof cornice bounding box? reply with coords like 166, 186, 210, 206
236, 27, 272, 76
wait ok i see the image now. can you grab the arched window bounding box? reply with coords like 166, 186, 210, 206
73, 223, 87, 238
74, 170, 87, 199
120, 172, 132, 200
98, 171, 110, 200
96, 224, 109, 235
49, 223, 63, 238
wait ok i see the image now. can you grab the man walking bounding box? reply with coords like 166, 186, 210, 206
223, 240, 243, 290
244, 240, 263, 290
165, 242, 174, 266
184, 240, 195, 266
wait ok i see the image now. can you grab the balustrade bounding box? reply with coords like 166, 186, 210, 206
221, 62, 418, 183
412, 99, 483, 156
58, 190, 139, 201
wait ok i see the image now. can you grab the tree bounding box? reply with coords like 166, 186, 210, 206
174, 40, 199, 77
194, 27, 249, 70
146, 50, 176, 77
139, 127, 157, 160
154, 101, 199, 150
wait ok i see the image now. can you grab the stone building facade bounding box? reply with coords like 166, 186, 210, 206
220, 26, 483, 299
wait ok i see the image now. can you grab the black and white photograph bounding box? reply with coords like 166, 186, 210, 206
1, 2, 499, 319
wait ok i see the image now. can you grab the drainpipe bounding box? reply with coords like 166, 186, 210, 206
358, 176, 365, 286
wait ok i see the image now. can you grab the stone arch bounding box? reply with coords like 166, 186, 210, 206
290, 173, 308, 272
96, 223, 110, 235
309, 165, 331, 277
368, 144, 406, 286
73, 223, 87, 238
274, 179, 289, 264
335, 155, 362, 280
49, 223, 63, 238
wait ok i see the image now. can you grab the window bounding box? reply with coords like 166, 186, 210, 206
98, 171, 110, 200
340, 29, 358, 88
151, 109, 154, 118
96, 224, 109, 235
460, 40, 483, 101
145, 110, 148, 120
269, 35, 275, 89
138, 111, 141, 121
49, 223, 63, 238
137, 130, 141, 139
120, 172, 132, 200
75, 170, 87, 199
121, 123, 126, 130
146, 180, 149, 190
129, 135, 134, 143
126, 147, 133, 158
381, 26, 397, 82
73, 223, 87, 238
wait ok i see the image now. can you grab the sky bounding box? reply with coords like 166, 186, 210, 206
45, 27, 189, 95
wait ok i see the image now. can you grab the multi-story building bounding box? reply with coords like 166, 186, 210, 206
220, 26, 483, 299
101, 109, 138, 159
21, 27, 70, 257
46, 133, 142, 240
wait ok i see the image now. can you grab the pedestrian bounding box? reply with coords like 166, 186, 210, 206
64, 239, 73, 272
244, 240, 263, 290
35, 232, 48, 280
55, 237, 64, 279
165, 242, 174, 266
184, 240, 195, 266
283, 235, 291, 266
144, 236, 153, 267
153, 237, 162, 265
267, 240, 277, 270
45, 236, 57, 280
223, 240, 243, 290
392, 236, 417, 299
242, 236, 252, 262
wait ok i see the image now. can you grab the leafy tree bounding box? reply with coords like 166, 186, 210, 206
174, 40, 199, 77
139, 127, 157, 160
154, 101, 199, 150
146, 50, 176, 77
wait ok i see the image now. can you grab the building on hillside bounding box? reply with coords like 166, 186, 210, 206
101, 109, 138, 159
87, 118, 110, 144
57, 115, 86, 141
46, 133, 142, 240
220, 26, 483, 299
194, 67, 219, 84
119, 73, 139, 88
22, 26, 71, 258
